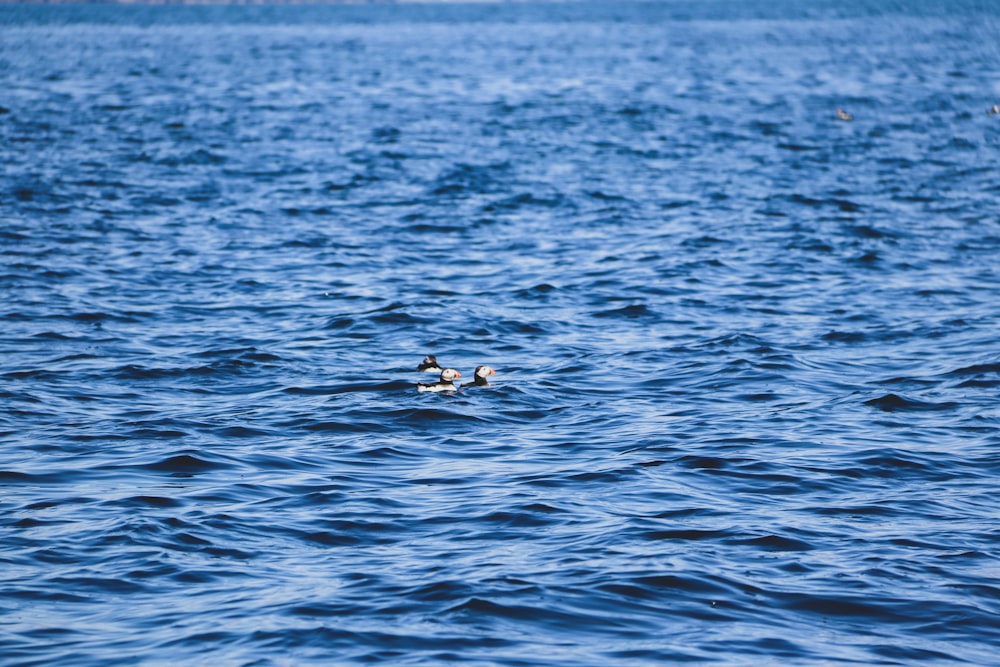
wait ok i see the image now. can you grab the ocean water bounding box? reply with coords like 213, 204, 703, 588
2, 1, 1000, 664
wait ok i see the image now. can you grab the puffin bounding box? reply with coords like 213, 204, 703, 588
417, 355, 443, 373
462, 365, 496, 388
836, 108, 853, 121
417, 368, 461, 393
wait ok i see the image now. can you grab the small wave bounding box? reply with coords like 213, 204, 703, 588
358, 446, 421, 459
109, 495, 184, 509
513, 283, 557, 298
786, 194, 863, 213
67, 311, 145, 324
846, 449, 960, 482
323, 317, 356, 330
111, 359, 264, 380
946, 362, 1000, 376
777, 143, 820, 152
863, 393, 958, 412
0, 470, 69, 484
608, 573, 735, 596
31, 331, 74, 341
875, 375, 938, 387
324, 173, 381, 192
731, 534, 815, 551
445, 597, 625, 633
303, 420, 391, 433
587, 190, 627, 201
429, 161, 510, 198
141, 454, 232, 474
403, 222, 467, 233
215, 425, 273, 438
156, 149, 226, 167
386, 408, 489, 425
641, 528, 735, 542
287, 603, 357, 618
3, 368, 62, 381
370, 311, 432, 326
482, 191, 570, 212
851, 251, 881, 264
473, 509, 562, 529
770, 591, 970, 630
282, 206, 336, 217
284, 381, 411, 395
371, 126, 401, 143
956, 378, 1000, 388
822, 330, 867, 343
593, 304, 659, 321
128, 427, 188, 439
129, 194, 183, 208
48, 576, 147, 595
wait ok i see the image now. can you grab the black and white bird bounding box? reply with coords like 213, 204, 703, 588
417, 368, 461, 393
462, 365, 496, 388
417, 355, 443, 373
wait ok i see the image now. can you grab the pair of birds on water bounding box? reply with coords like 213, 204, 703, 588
416, 355, 495, 393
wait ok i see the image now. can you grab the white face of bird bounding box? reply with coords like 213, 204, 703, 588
476, 366, 496, 378
440, 368, 461, 381
422, 355, 437, 365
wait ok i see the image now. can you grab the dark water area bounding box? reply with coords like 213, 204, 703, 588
2, 1, 1000, 664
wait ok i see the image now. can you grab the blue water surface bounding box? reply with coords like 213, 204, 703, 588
2, 1, 1000, 665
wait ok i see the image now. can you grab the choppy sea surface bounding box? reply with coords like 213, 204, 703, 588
2, 2, 1000, 664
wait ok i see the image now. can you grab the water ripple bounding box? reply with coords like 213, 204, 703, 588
2, 2, 1000, 666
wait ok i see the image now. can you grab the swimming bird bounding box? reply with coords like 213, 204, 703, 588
462, 365, 496, 388
988, 104, 1000, 115
836, 108, 853, 121
417, 355, 443, 373
417, 368, 461, 392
